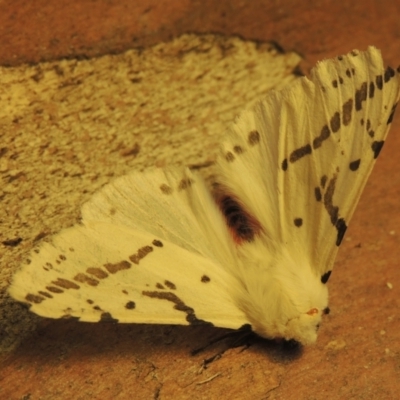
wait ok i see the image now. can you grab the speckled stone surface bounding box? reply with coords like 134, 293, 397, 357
1, 1, 400, 399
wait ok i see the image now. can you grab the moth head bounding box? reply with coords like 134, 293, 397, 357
283, 306, 328, 345
237, 244, 329, 345
250, 299, 329, 346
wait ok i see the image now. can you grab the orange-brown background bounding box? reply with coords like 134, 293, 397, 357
1, 1, 400, 399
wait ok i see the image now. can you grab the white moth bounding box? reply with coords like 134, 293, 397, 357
9, 47, 400, 345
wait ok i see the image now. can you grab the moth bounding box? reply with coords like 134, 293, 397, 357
9, 47, 400, 345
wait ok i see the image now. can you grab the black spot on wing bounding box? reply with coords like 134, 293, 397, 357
320, 175, 347, 246
323, 176, 339, 225
282, 159, 288, 171
25, 293, 45, 304
293, 218, 303, 227
387, 103, 398, 125
330, 112, 341, 133
369, 82, 375, 98
335, 218, 347, 246
87, 267, 108, 279
384, 66, 395, 83
178, 178, 194, 190
52, 278, 79, 290
376, 75, 383, 90
74, 273, 100, 286
160, 184, 173, 194
46, 286, 63, 294
342, 99, 353, 126
201, 275, 211, 283
365, 119, 375, 137
248, 130, 260, 145
355, 82, 367, 111
289, 144, 312, 163
314, 187, 322, 202
349, 159, 361, 171
125, 301, 136, 310
100, 312, 119, 323
371, 141, 385, 159
142, 291, 213, 326
129, 246, 153, 264
321, 271, 332, 284
44, 262, 53, 271
233, 145, 243, 154
38, 291, 53, 299
105, 260, 131, 273
313, 125, 330, 149
225, 151, 235, 162
164, 280, 176, 290
152, 239, 163, 247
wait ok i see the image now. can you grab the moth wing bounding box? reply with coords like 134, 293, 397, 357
9, 168, 249, 329
82, 167, 234, 263
217, 47, 400, 279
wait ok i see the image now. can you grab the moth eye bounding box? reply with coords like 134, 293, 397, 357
306, 308, 319, 316
323, 307, 331, 315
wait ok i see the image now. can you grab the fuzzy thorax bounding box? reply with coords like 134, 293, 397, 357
233, 240, 329, 345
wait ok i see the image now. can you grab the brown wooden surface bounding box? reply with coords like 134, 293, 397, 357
1, 1, 400, 399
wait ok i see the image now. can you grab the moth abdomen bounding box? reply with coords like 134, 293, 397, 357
215, 191, 262, 244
